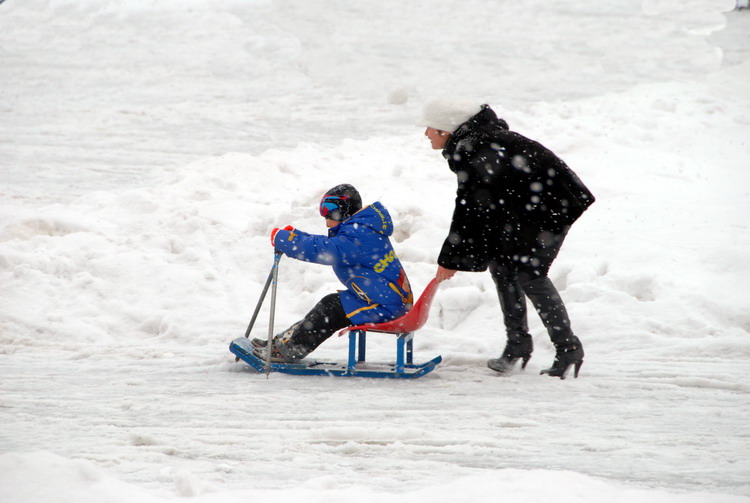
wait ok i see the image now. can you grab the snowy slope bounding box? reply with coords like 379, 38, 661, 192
1, 0, 749, 502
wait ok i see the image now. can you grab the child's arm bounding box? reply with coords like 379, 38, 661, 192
273, 228, 357, 266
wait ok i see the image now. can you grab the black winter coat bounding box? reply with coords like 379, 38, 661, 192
438, 105, 595, 272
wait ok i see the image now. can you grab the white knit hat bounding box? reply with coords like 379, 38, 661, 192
421, 98, 483, 133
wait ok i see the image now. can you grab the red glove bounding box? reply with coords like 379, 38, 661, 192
270, 225, 294, 247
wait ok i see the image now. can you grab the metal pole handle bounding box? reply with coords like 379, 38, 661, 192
243, 264, 275, 338
265, 251, 282, 376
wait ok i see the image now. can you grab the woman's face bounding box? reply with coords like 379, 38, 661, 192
425, 127, 451, 150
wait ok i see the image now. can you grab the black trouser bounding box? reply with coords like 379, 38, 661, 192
287, 293, 351, 352
489, 228, 576, 348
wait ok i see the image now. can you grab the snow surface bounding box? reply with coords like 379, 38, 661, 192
1, 0, 749, 502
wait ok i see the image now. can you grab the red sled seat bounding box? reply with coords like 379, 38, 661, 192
338, 277, 442, 377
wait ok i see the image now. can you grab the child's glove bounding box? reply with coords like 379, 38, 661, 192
270, 225, 295, 247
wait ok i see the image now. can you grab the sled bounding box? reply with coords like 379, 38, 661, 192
230, 278, 442, 379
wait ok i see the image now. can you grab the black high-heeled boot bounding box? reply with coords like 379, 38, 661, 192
540, 338, 584, 379
487, 332, 533, 374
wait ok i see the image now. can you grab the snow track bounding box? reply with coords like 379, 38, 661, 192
1, 0, 749, 501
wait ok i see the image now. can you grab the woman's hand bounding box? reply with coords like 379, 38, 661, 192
436, 265, 457, 283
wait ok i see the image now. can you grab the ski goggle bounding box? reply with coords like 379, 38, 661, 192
320, 195, 349, 219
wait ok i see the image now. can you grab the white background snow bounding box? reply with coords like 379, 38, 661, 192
1, 0, 749, 501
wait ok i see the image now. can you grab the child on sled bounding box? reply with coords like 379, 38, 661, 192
252, 184, 413, 363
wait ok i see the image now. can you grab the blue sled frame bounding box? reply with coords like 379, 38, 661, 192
230, 331, 442, 379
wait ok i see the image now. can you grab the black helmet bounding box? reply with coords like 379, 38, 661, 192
319, 184, 362, 221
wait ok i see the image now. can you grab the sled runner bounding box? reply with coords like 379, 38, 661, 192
230, 278, 442, 379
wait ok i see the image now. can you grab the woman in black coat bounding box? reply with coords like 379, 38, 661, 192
423, 99, 594, 379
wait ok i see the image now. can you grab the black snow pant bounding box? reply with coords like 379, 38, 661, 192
286, 293, 351, 352
489, 228, 577, 348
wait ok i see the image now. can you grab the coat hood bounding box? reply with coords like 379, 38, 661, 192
444, 104, 509, 160
330, 201, 393, 237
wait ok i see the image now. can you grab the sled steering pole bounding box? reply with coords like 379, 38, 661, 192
235, 251, 282, 362
265, 251, 282, 377
242, 254, 279, 339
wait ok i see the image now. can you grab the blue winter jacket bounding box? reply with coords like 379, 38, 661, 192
273, 202, 413, 325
